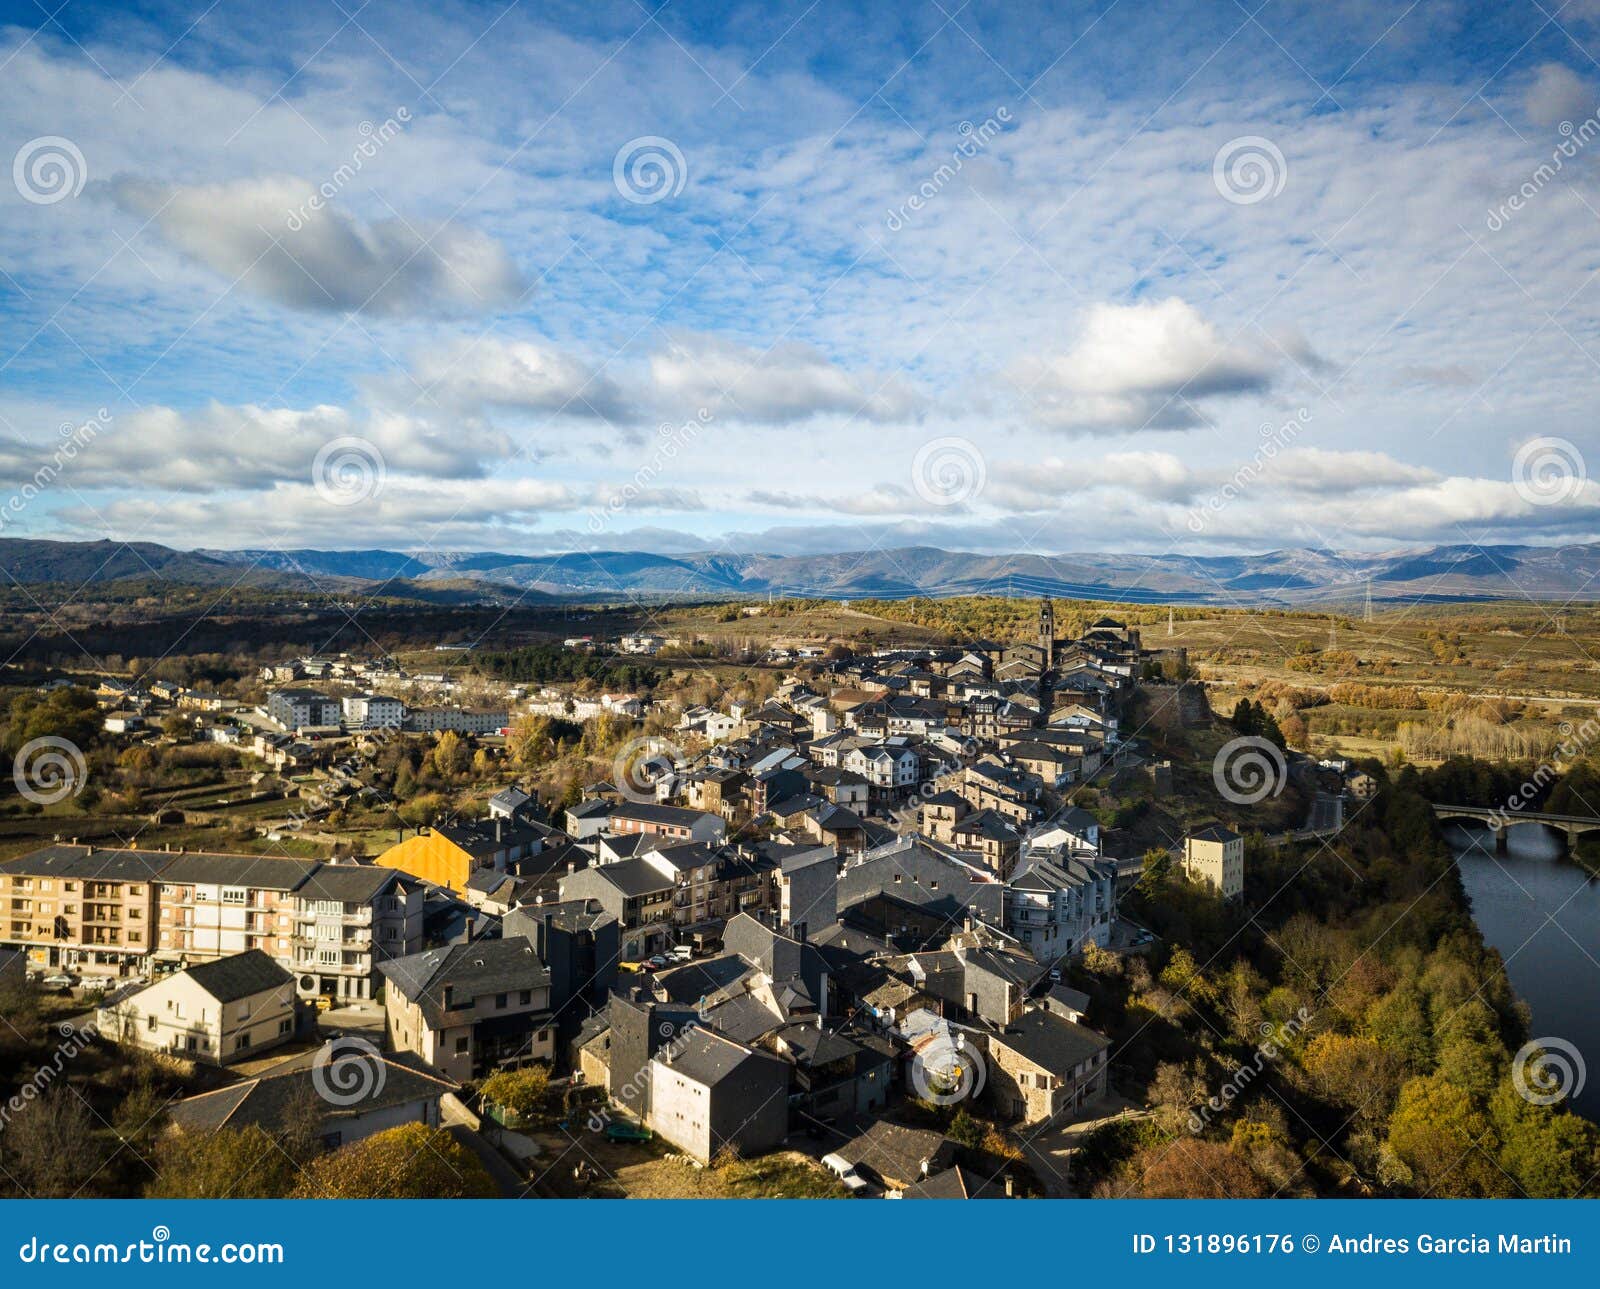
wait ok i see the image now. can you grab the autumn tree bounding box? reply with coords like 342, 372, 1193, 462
146, 1126, 301, 1199
290, 1123, 498, 1198
1097, 1137, 1269, 1198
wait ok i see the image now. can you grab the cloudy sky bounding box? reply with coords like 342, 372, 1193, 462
3, 0, 1600, 562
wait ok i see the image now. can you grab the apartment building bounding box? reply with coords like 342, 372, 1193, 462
266, 689, 341, 730
0, 845, 164, 978
146, 850, 422, 1000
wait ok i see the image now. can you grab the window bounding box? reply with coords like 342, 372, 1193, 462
278, 1019, 292, 1035
454, 1036, 469, 1054
519, 990, 532, 1006
494, 993, 507, 1010
221, 888, 246, 905
317, 949, 338, 966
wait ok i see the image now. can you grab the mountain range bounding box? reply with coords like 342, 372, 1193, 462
3, 537, 1599, 606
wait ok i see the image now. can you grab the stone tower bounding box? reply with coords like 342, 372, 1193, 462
1038, 596, 1055, 670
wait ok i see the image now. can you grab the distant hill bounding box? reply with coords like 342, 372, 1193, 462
9, 537, 1600, 606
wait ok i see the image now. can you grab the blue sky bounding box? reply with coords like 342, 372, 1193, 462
2, 0, 1600, 560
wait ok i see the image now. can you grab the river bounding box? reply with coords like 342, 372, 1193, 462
1446, 823, 1600, 1122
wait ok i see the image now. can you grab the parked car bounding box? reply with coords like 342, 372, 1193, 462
820, 1153, 871, 1196
41, 973, 77, 990
648, 954, 669, 968
670, 945, 693, 962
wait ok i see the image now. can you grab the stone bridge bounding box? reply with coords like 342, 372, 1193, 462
1432, 803, 1600, 852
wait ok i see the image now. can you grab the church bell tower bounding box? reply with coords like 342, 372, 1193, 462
1038, 596, 1055, 670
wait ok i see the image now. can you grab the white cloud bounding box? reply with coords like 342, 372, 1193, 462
109, 176, 528, 316
648, 334, 926, 424
1524, 63, 1595, 128
1008, 298, 1277, 433
400, 337, 634, 422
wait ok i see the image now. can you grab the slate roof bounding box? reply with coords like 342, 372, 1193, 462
588, 857, 674, 898
296, 863, 400, 903
835, 1120, 955, 1188
987, 1007, 1110, 1073
157, 851, 320, 891
1189, 823, 1242, 843
658, 1029, 778, 1089
608, 802, 717, 828
183, 949, 293, 1003
378, 936, 550, 1026
0, 845, 169, 883
167, 1048, 455, 1135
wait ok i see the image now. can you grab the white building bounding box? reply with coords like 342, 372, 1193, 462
341, 693, 405, 729
96, 949, 297, 1065
403, 707, 508, 734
